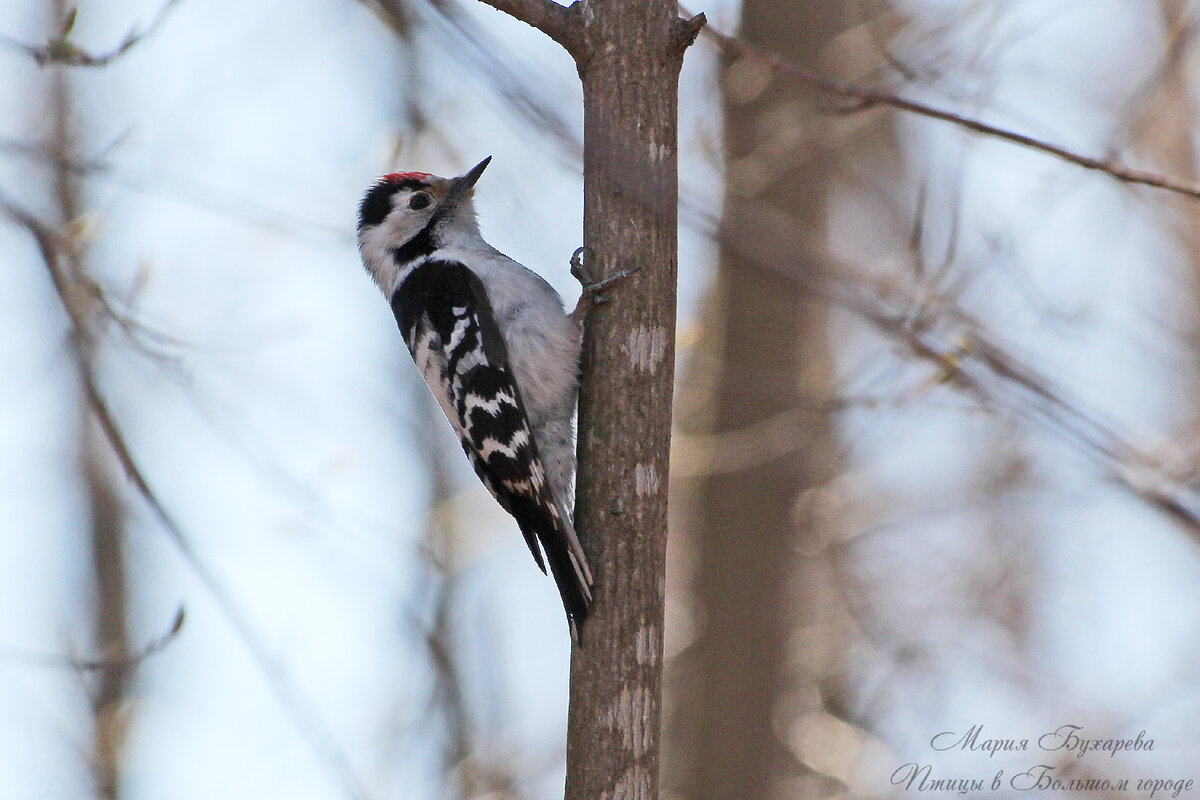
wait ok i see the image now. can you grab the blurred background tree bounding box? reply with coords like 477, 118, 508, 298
666, 0, 862, 796
4, 1, 1200, 799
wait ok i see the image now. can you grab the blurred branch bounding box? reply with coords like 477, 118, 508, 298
1105, 0, 1200, 156
0, 194, 376, 800
687, 190, 1200, 542
688, 7, 1200, 203
416, 528, 533, 797
47, 48, 133, 798
832, 269, 1200, 539
410, 374, 535, 797
0, 136, 350, 245
433, 0, 582, 159
371, 0, 1200, 549
412, 398, 475, 800
0, 0, 183, 67
360, 0, 1200, 543
353, 0, 412, 38
0, 196, 206, 558
356, 0, 583, 165
672, 407, 829, 478
0, 608, 185, 672
668, 1, 847, 792
473, 0, 581, 55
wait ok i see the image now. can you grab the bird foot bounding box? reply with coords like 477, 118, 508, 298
570, 247, 641, 326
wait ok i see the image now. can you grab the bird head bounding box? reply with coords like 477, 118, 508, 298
355, 154, 487, 257
357, 157, 491, 292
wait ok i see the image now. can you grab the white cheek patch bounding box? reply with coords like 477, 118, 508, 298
357, 197, 442, 296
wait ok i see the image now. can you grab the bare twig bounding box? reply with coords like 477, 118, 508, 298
0, 136, 349, 245
1104, 0, 1200, 157
682, 188, 1200, 541
473, 0, 580, 55
689, 8, 1200, 203
362, 0, 1200, 542
0, 0, 183, 67
832, 270, 1200, 540
46, 54, 133, 799
410, 395, 475, 800
0, 608, 185, 672
0, 194, 375, 800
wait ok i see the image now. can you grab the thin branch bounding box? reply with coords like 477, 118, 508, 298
1102, 0, 1200, 157
0, 136, 349, 245
0, 0, 183, 67
688, 7, 1200, 203
834, 271, 1200, 541
0, 194, 375, 800
0, 608, 185, 672
368, 1, 1200, 539
686, 191, 1200, 543
473, 0, 580, 54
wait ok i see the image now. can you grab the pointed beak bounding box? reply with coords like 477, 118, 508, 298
442, 156, 491, 210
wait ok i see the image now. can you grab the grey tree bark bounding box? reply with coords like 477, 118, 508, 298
567, 6, 700, 800
475, 2, 701, 797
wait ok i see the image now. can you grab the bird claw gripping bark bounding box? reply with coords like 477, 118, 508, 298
570, 246, 641, 326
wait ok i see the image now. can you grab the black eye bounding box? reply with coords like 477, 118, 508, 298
408, 193, 431, 210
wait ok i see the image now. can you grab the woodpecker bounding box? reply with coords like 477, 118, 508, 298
356, 156, 593, 641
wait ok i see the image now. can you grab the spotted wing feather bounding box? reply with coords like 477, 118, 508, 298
390, 258, 592, 636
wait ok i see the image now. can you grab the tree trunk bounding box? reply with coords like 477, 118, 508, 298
566, 4, 697, 799
475, 1, 699, 795
1131, 0, 1200, 419
668, 1, 854, 798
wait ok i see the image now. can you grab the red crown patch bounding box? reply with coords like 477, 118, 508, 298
383, 171, 432, 183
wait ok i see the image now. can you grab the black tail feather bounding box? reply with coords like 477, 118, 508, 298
544, 534, 591, 642
526, 523, 592, 644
